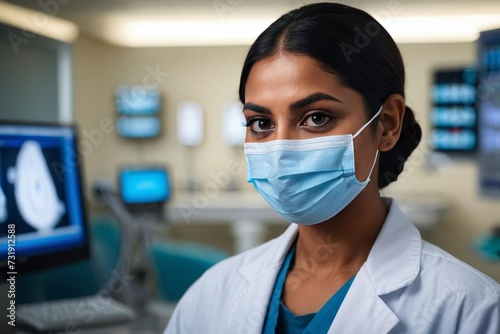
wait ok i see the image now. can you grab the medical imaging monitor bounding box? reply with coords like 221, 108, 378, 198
119, 166, 170, 212
0, 122, 89, 276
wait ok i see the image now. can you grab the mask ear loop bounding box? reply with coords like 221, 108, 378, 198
353, 105, 383, 139
354, 105, 383, 183
365, 149, 379, 182
357, 149, 379, 183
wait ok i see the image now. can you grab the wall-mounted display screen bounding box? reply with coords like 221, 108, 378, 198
115, 86, 160, 116
116, 116, 161, 138
478, 28, 500, 197
431, 68, 478, 152
114, 85, 162, 139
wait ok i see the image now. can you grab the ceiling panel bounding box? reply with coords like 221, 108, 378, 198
3, 0, 500, 46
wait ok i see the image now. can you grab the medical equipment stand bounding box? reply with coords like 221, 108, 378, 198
93, 181, 159, 310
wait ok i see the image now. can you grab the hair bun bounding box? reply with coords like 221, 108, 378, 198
378, 106, 422, 189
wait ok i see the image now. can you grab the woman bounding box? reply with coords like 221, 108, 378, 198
165, 3, 499, 333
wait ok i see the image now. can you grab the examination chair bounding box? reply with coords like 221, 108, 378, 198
149, 240, 229, 302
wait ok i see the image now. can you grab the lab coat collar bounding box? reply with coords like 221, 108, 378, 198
326, 198, 422, 333
238, 223, 298, 283
365, 197, 422, 295
239, 198, 421, 294
232, 198, 421, 333
229, 226, 298, 333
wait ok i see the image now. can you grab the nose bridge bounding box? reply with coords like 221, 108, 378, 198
274, 114, 297, 140
275, 126, 293, 140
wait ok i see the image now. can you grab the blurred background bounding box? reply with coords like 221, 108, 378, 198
0, 0, 500, 333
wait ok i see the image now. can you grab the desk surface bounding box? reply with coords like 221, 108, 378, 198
166, 191, 283, 224
166, 191, 450, 228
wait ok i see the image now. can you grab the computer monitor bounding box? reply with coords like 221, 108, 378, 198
119, 166, 170, 212
0, 122, 89, 277
115, 86, 161, 116
430, 67, 478, 153
478, 28, 500, 197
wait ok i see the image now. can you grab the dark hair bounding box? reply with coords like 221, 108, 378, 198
238, 2, 421, 189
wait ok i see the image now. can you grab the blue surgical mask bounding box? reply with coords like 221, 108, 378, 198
244, 106, 382, 225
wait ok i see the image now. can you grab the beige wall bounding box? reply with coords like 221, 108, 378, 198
73, 35, 500, 280
73, 36, 253, 198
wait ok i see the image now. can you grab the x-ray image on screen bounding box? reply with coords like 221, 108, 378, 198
0, 123, 87, 274
0, 140, 69, 234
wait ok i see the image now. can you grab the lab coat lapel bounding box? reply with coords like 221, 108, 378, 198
226, 199, 420, 333
326, 268, 400, 333
328, 199, 421, 333
227, 225, 299, 334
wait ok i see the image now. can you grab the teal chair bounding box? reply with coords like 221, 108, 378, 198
89, 217, 122, 288
17, 217, 121, 304
150, 241, 229, 302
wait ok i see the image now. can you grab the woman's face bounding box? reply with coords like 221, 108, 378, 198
243, 53, 382, 182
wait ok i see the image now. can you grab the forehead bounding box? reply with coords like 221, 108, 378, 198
244, 53, 356, 104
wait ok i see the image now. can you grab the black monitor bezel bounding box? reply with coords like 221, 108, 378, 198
0, 120, 90, 278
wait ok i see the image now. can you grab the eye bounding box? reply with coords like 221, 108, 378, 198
301, 112, 331, 127
245, 118, 275, 134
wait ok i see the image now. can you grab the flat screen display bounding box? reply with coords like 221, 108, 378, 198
478, 28, 500, 197
431, 68, 478, 152
119, 168, 170, 205
115, 86, 160, 116
0, 122, 88, 275
116, 116, 161, 139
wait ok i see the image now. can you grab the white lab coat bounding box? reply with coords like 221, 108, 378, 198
165, 199, 500, 333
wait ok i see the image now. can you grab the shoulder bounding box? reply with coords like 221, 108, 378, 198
379, 236, 499, 333
374, 199, 499, 333
420, 240, 499, 294
412, 241, 499, 333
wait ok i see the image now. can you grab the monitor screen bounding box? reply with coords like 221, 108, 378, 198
115, 86, 160, 116
116, 116, 161, 139
119, 167, 170, 206
430, 67, 478, 152
478, 28, 500, 197
0, 122, 89, 276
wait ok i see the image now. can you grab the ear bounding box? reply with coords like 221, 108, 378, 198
377, 94, 405, 152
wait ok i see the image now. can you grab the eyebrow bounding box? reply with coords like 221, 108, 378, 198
243, 92, 343, 114
243, 102, 271, 114
290, 92, 343, 110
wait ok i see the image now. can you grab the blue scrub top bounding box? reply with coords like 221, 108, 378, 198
262, 243, 355, 334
